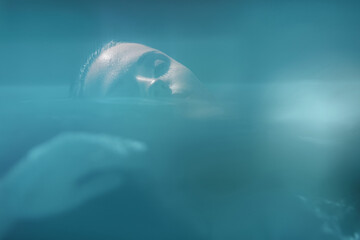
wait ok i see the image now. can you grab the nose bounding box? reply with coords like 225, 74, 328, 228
148, 80, 172, 98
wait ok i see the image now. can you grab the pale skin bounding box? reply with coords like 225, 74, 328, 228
75, 42, 206, 99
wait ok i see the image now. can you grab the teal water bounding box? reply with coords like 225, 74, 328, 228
0, 82, 360, 239
1, 0, 360, 239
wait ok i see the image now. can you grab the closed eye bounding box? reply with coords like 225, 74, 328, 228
137, 51, 170, 78
154, 59, 170, 78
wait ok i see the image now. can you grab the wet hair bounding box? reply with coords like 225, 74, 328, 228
70, 41, 119, 97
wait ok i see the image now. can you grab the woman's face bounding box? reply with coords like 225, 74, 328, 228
81, 42, 204, 98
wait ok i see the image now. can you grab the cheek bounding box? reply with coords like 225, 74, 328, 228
161, 63, 201, 96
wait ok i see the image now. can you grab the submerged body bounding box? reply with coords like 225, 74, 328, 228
1, 44, 360, 239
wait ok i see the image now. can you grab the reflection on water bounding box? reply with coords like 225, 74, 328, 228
0, 82, 359, 240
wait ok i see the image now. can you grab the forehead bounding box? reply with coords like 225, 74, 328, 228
100, 43, 158, 61
86, 43, 164, 78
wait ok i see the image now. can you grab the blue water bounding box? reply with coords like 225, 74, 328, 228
1, 0, 360, 239
0, 82, 359, 239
